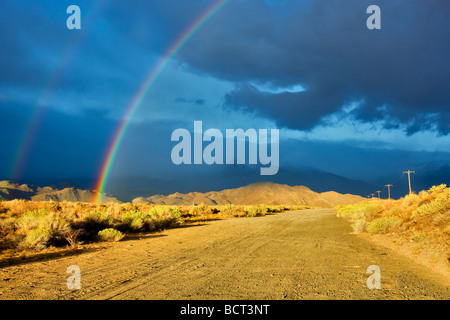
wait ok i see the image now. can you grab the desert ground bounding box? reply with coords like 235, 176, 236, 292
0, 209, 448, 300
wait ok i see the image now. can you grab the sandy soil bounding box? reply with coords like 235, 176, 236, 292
0, 209, 448, 299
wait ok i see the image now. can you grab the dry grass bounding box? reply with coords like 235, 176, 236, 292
336, 184, 450, 265
0, 201, 305, 254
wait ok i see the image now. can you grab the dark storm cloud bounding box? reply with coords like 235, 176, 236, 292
224, 83, 341, 129
175, 97, 206, 105
179, 0, 450, 133
0, 0, 165, 115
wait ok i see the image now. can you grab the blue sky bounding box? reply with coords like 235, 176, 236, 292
0, 0, 449, 200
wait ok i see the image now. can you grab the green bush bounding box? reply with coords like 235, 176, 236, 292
121, 211, 148, 230
97, 228, 124, 242
366, 216, 401, 234
15, 210, 73, 248
245, 205, 268, 217
351, 219, 368, 233
336, 202, 381, 222
169, 207, 182, 219
23, 226, 52, 250
16, 209, 48, 231
149, 205, 171, 218
153, 217, 177, 230
273, 205, 287, 212
219, 204, 241, 217
189, 204, 212, 217
390, 206, 401, 215
83, 211, 113, 226
413, 188, 450, 217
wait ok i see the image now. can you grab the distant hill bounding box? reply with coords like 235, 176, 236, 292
0, 181, 120, 203
132, 182, 365, 208
107, 166, 377, 202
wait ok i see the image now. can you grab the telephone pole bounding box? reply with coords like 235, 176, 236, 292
376, 191, 381, 199
385, 184, 393, 199
403, 170, 415, 195
370, 193, 375, 198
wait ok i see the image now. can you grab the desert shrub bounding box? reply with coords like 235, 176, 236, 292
290, 205, 311, 211
444, 225, 450, 235
22, 226, 52, 250
120, 210, 155, 231
432, 212, 450, 226
169, 207, 182, 219
105, 202, 123, 219
97, 228, 124, 242
413, 200, 445, 217
121, 202, 139, 213
73, 211, 114, 242
121, 207, 181, 231
121, 210, 147, 226
336, 202, 381, 222
219, 204, 240, 217
413, 187, 450, 218
0, 202, 8, 214
16, 209, 48, 231
273, 205, 287, 212
154, 217, 177, 229
351, 219, 368, 233
189, 204, 212, 217
0, 220, 18, 251
83, 211, 113, 226
363, 204, 382, 221
429, 184, 447, 196
149, 205, 172, 218
366, 216, 401, 234
258, 205, 269, 215
40, 216, 73, 246
0, 216, 16, 231
390, 206, 401, 215
16, 210, 74, 248
245, 205, 268, 217
3, 199, 39, 216
402, 193, 420, 208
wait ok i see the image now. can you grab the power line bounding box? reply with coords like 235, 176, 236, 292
403, 170, 415, 195
385, 184, 393, 199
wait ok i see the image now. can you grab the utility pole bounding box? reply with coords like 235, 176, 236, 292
385, 184, 393, 199
403, 170, 415, 195
371, 193, 375, 198
376, 191, 381, 199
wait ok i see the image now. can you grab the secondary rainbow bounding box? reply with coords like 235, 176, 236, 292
93, 0, 230, 202
9, 1, 105, 183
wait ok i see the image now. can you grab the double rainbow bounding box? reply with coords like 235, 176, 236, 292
93, 0, 230, 202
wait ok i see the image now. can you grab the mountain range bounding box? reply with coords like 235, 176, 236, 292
0, 181, 120, 203
132, 182, 365, 208
0, 180, 364, 208
105, 165, 378, 202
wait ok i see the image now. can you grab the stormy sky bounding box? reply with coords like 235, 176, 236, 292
0, 0, 449, 200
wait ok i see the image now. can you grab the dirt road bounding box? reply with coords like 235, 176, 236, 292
0, 209, 448, 299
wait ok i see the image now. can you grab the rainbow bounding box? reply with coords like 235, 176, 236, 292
93, 0, 230, 202
9, 1, 105, 182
